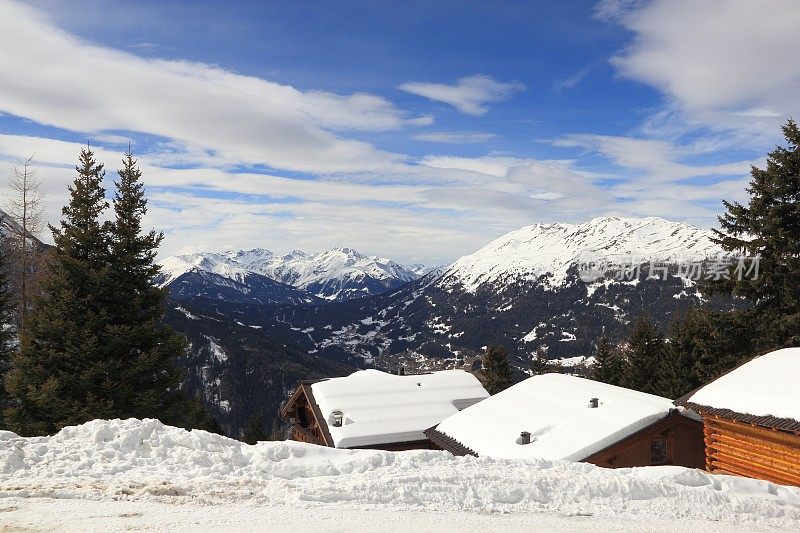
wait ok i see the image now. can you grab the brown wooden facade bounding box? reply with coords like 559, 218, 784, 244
583, 412, 705, 469
700, 414, 800, 486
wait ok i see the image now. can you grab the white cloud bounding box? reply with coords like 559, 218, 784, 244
399, 75, 525, 116
601, 0, 800, 131
555, 134, 757, 181
0, 1, 435, 175
0, 1, 771, 265
413, 132, 497, 144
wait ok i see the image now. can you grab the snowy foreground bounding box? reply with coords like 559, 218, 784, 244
2, 420, 800, 532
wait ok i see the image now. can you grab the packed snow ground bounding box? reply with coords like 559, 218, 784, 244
2, 419, 800, 532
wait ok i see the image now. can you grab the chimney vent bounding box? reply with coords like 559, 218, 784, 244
520, 431, 531, 444
589, 398, 599, 408
331, 410, 343, 427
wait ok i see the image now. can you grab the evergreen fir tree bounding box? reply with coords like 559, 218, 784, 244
105, 149, 185, 422
621, 315, 666, 395
0, 240, 15, 430
678, 308, 753, 385
658, 310, 704, 399
4, 147, 111, 435
711, 119, 800, 348
530, 348, 549, 375
242, 413, 268, 444
183, 395, 224, 435
481, 345, 513, 394
591, 335, 624, 386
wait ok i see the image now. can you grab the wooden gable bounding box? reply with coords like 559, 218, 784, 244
279, 382, 334, 447
583, 411, 705, 469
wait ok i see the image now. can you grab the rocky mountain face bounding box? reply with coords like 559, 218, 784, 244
158, 247, 421, 302
166, 301, 357, 437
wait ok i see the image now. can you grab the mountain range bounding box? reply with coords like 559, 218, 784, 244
158, 247, 423, 303
162, 216, 744, 435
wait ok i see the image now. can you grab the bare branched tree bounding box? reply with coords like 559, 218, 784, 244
5, 155, 45, 331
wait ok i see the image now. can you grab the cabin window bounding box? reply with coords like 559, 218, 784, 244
650, 438, 669, 465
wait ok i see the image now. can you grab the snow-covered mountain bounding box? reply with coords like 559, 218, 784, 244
441, 216, 722, 291
161, 216, 744, 431
191, 216, 739, 371
158, 247, 422, 302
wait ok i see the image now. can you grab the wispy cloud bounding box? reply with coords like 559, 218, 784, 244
399, 75, 525, 116
413, 131, 497, 144
0, 1, 432, 175
553, 66, 593, 92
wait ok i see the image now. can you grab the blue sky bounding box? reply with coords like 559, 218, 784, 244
0, 0, 798, 264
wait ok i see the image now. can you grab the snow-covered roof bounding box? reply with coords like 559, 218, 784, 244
434, 373, 684, 461
685, 347, 800, 423
310, 369, 489, 448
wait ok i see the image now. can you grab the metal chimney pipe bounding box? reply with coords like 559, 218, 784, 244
520, 431, 531, 444
589, 398, 599, 408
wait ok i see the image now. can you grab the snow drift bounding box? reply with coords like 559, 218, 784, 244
2, 419, 800, 530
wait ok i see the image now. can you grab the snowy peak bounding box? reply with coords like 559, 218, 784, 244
159, 247, 424, 302
442, 216, 724, 291
159, 253, 253, 286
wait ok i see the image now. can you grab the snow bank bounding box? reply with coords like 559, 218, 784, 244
2, 419, 800, 530
311, 369, 488, 448
687, 347, 800, 422
435, 374, 687, 461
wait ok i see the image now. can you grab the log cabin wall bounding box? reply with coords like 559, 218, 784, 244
703, 415, 800, 487
584, 414, 705, 469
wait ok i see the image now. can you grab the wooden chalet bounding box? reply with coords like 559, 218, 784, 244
675, 347, 800, 486
426, 373, 705, 469
279, 369, 489, 451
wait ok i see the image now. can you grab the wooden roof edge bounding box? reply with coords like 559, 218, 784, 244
303, 384, 335, 447
278, 382, 335, 447
679, 401, 800, 434
278, 378, 328, 419
278, 383, 307, 420
424, 426, 479, 457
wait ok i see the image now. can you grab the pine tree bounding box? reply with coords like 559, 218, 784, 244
481, 345, 513, 394
591, 336, 624, 386
242, 413, 268, 444
621, 315, 666, 395
530, 348, 549, 375
658, 311, 703, 399
4, 147, 111, 435
711, 119, 800, 348
677, 308, 753, 385
183, 395, 224, 435
0, 239, 15, 429
105, 149, 185, 422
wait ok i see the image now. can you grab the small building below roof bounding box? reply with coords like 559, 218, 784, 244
676, 347, 800, 486
279, 369, 489, 451
426, 373, 705, 469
